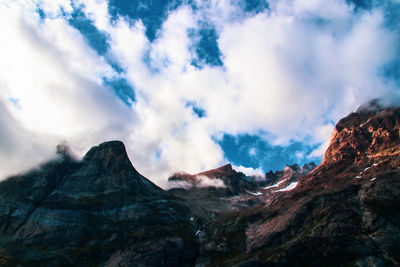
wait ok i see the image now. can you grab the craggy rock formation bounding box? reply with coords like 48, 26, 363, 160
263, 163, 316, 189
0, 104, 400, 266
0, 141, 197, 266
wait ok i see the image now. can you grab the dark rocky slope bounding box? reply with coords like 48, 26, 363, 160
0, 141, 197, 266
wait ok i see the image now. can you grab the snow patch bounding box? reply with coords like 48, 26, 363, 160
360, 119, 371, 127
246, 191, 263, 196
355, 176, 362, 179
370, 177, 376, 181
274, 182, 298, 192
263, 180, 285, 190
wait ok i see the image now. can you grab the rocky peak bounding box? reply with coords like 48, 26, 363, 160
81, 140, 140, 177
0, 141, 197, 266
198, 163, 235, 178
264, 162, 316, 185
283, 164, 300, 173
169, 164, 236, 183
300, 162, 316, 174
55, 142, 77, 162
322, 106, 400, 165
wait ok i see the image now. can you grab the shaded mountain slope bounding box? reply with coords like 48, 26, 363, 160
0, 141, 197, 266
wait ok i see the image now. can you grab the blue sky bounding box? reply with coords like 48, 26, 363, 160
0, 0, 400, 187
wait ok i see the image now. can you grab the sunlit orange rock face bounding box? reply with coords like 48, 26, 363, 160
323, 103, 400, 165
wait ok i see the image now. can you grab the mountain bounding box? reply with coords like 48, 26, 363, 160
0, 105, 399, 266
167, 164, 264, 224
167, 162, 316, 221
194, 105, 400, 266
0, 141, 197, 266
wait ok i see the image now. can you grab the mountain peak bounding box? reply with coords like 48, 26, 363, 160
283, 164, 300, 172
198, 163, 235, 178
81, 140, 137, 176
355, 98, 383, 114
215, 163, 234, 174
83, 140, 126, 161
322, 106, 400, 165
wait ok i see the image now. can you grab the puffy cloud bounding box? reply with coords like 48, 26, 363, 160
216, 3, 395, 143
0, 0, 132, 177
232, 165, 264, 177
166, 174, 226, 189
0, 0, 399, 189
196, 175, 226, 188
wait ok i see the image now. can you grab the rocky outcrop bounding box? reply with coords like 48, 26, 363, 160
0, 141, 198, 266
322, 103, 400, 165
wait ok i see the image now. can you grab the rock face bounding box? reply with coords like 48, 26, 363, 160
0, 105, 400, 266
323, 104, 400, 164
0, 141, 197, 266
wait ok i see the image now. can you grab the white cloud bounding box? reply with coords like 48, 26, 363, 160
166, 174, 226, 189
308, 123, 335, 158
249, 147, 256, 156
232, 165, 264, 177
0, 0, 132, 177
216, 4, 396, 144
0, 0, 398, 188
195, 175, 226, 188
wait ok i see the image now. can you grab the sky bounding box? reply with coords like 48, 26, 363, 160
0, 0, 399, 188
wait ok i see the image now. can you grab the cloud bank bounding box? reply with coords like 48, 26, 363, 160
0, 0, 399, 187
